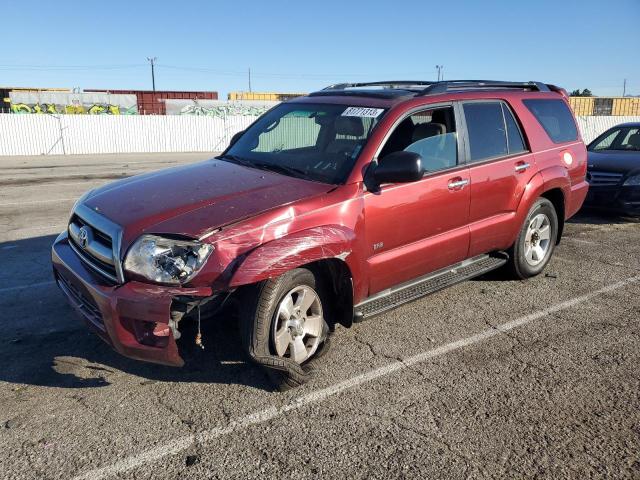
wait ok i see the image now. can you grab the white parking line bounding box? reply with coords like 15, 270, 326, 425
551, 255, 573, 263
71, 274, 640, 480
3, 224, 66, 235
566, 237, 599, 245
0, 280, 55, 294
10, 181, 101, 188
0, 198, 76, 207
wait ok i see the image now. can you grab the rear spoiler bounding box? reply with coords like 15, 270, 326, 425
547, 84, 569, 98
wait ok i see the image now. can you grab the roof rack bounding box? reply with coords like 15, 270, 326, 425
310, 80, 552, 99
323, 81, 437, 90
417, 80, 550, 95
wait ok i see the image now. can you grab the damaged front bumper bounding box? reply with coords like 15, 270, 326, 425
51, 231, 215, 367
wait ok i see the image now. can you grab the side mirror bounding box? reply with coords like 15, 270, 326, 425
374, 151, 423, 184
229, 130, 244, 147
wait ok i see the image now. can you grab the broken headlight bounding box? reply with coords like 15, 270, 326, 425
124, 235, 213, 285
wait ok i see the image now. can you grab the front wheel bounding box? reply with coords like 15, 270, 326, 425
508, 198, 558, 279
239, 268, 330, 389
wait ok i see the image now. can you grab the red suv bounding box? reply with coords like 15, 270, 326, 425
52, 80, 589, 387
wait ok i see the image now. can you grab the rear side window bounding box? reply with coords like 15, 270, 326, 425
502, 103, 527, 154
523, 99, 578, 144
463, 102, 508, 162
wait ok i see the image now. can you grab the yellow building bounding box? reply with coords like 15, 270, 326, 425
227, 91, 306, 101
568, 96, 640, 116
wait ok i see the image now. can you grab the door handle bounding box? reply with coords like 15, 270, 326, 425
448, 178, 469, 190
515, 162, 530, 172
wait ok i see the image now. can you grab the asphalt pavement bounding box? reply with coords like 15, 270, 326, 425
1, 153, 639, 479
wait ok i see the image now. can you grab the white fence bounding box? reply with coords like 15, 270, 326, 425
0, 114, 257, 156
0, 113, 638, 156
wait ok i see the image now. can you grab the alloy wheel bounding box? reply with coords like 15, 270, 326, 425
271, 285, 324, 364
524, 213, 552, 266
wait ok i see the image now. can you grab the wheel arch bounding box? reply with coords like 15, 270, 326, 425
228, 225, 357, 327
540, 187, 565, 244
516, 169, 569, 246
306, 258, 354, 328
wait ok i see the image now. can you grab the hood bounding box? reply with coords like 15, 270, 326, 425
84, 159, 333, 244
587, 150, 640, 174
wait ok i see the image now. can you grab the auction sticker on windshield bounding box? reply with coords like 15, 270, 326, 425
342, 107, 384, 118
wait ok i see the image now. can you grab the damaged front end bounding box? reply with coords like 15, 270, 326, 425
169, 293, 231, 352
52, 231, 227, 367
53, 169, 363, 378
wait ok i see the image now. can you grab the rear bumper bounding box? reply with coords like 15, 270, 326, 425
51, 231, 213, 367
566, 180, 590, 219
583, 185, 640, 216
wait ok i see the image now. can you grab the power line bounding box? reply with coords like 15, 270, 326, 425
157, 64, 439, 79
0, 64, 146, 71
0, 61, 438, 78
0, 61, 442, 83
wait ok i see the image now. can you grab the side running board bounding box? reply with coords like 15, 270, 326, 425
354, 253, 508, 321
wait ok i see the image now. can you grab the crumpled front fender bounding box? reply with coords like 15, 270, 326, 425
229, 225, 356, 287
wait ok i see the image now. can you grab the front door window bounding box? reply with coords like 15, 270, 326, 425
379, 106, 458, 173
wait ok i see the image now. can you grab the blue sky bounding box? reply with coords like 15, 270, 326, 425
2, 0, 639, 97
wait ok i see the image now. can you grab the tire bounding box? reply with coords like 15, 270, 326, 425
507, 198, 558, 279
239, 268, 330, 390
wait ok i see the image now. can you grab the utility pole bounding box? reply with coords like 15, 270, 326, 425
435, 65, 443, 82
623, 79, 627, 97
248, 67, 252, 93
147, 57, 157, 92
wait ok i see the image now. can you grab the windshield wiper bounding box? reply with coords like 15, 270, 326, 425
251, 162, 314, 181
218, 155, 317, 182
217, 154, 255, 168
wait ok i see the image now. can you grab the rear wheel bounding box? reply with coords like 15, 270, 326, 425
240, 268, 330, 389
508, 198, 558, 279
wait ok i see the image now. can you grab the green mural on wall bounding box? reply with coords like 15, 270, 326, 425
165, 99, 276, 117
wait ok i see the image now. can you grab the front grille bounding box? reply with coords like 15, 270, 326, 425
67, 205, 123, 283
73, 215, 113, 249
588, 171, 624, 186
56, 272, 104, 329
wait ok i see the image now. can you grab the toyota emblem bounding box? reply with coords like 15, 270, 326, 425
78, 226, 90, 249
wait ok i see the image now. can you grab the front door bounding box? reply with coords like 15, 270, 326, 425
364, 104, 471, 295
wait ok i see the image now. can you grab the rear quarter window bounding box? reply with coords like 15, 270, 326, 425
523, 99, 578, 144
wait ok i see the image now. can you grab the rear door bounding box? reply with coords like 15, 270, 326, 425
461, 100, 537, 256
364, 104, 470, 294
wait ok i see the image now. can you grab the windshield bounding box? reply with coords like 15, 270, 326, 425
223, 103, 385, 184
589, 126, 640, 152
